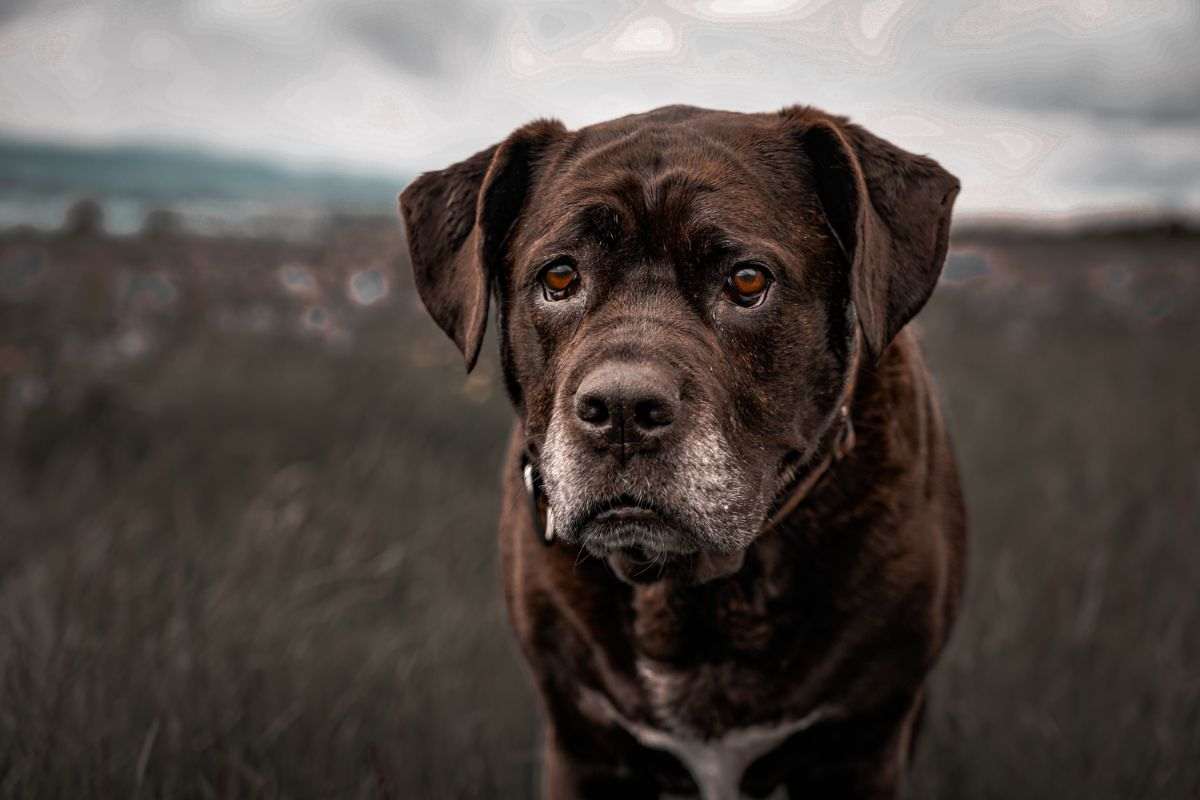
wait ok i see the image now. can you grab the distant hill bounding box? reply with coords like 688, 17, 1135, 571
0, 136, 407, 214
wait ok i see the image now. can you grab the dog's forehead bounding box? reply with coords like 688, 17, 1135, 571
552, 110, 776, 199
574, 104, 776, 148
523, 108, 804, 251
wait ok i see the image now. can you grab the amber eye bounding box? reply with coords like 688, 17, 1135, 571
540, 259, 579, 299
724, 263, 772, 307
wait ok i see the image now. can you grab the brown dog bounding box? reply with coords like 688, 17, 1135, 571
400, 105, 966, 799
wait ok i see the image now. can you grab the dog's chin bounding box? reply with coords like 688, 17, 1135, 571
578, 514, 748, 586
605, 545, 747, 585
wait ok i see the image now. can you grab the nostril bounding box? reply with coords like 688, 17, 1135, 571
576, 394, 610, 427
574, 364, 680, 442
634, 398, 674, 430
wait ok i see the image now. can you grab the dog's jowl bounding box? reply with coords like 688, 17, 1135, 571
401, 105, 966, 800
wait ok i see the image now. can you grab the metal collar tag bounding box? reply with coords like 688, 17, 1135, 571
522, 460, 555, 545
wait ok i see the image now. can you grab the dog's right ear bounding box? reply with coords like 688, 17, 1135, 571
399, 119, 566, 371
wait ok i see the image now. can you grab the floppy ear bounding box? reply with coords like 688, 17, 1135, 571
399, 119, 566, 371
787, 108, 960, 361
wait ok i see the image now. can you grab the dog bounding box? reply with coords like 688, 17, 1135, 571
400, 104, 966, 799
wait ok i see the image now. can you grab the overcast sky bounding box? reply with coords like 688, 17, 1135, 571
1, 0, 1197, 218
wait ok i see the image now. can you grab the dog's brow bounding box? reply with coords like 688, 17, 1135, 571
567, 203, 624, 245
525, 202, 622, 258
688, 224, 740, 257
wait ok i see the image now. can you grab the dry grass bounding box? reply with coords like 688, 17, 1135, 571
0, 224, 1197, 798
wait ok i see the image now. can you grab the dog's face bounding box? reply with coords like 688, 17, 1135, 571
505, 113, 855, 581
401, 105, 958, 583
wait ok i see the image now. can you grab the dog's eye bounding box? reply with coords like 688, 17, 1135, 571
540, 259, 580, 300
724, 263, 772, 307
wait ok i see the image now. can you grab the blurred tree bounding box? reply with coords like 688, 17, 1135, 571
63, 198, 104, 237
142, 208, 183, 240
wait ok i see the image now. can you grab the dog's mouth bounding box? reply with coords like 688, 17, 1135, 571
574, 494, 754, 584
594, 503, 661, 524
577, 495, 696, 556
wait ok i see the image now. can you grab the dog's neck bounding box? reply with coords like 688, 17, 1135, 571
761, 328, 863, 533
625, 337, 876, 664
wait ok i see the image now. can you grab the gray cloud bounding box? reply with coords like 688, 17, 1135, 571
0, 0, 38, 24
968, 33, 1200, 125
978, 71, 1200, 126
928, 2, 1200, 126
527, 4, 632, 50
1071, 146, 1200, 194
338, 0, 501, 78
0, 0, 1197, 216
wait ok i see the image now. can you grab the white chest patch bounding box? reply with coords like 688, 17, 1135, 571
578, 682, 836, 800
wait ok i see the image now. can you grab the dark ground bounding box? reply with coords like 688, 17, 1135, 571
0, 218, 1197, 798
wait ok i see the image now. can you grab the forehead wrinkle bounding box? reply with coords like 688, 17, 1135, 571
568, 127, 649, 172
644, 168, 718, 222
561, 122, 749, 192
590, 120, 760, 177
523, 200, 623, 257
685, 222, 740, 259
556, 201, 625, 249
549, 126, 762, 226
589, 167, 731, 259
533, 130, 791, 269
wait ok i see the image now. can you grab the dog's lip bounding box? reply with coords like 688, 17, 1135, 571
584, 495, 670, 525
594, 504, 661, 523
578, 496, 697, 555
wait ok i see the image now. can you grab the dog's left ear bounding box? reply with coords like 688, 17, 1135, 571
785, 108, 960, 361
400, 119, 566, 372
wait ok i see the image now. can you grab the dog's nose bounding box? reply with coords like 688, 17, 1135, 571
573, 363, 679, 459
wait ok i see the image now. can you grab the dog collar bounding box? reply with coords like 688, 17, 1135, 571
760, 403, 855, 533
761, 327, 862, 533
522, 457, 555, 545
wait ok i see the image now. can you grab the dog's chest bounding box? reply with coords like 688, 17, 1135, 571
580, 659, 835, 800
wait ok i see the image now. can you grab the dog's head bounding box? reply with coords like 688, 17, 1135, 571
400, 105, 957, 583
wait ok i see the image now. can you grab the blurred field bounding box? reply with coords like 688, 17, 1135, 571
0, 216, 1197, 798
